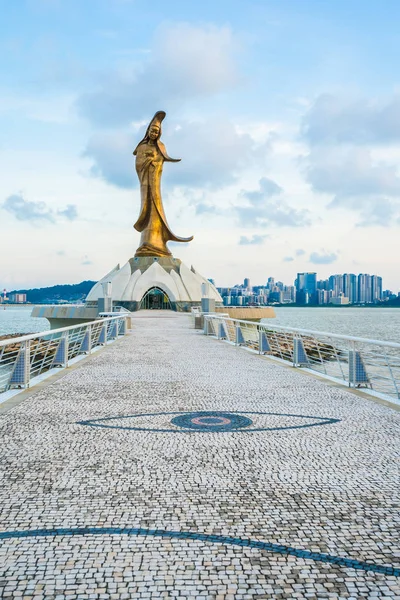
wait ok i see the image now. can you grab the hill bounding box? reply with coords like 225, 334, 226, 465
9, 280, 96, 303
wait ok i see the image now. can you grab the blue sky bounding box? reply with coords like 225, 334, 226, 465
1, 0, 400, 291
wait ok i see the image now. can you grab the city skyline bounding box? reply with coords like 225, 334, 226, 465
1, 268, 399, 299
217, 272, 396, 292
216, 270, 398, 306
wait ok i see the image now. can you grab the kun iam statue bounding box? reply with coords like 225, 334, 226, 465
133, 111, 193, 257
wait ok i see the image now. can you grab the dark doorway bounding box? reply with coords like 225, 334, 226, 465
140, 287, 172, 310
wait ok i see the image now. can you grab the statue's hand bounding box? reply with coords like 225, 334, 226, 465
140, 157, 154, 171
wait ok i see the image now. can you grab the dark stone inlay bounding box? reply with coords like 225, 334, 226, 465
0, 527, 397, 576
77, 411, 341, 433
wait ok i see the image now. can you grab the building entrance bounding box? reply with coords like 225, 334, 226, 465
140, 287, 172, 310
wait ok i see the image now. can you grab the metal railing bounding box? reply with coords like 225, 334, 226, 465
204, 315, 400, 402
0, 315, 129, 393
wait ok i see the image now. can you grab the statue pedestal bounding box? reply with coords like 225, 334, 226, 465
85, 256, 222, 312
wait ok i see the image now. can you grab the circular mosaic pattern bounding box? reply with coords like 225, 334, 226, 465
170, 411, 253, 432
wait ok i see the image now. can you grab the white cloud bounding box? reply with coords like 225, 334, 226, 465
77, 23, 241, 127
2, 194, 79, 225
0, 91, 76, 123
302, 93, 400, 145
83, 131, 135, 189
58, 204, 78, 221
309, 250, 338, 265
238, 234, 269, 246
236, 177, 312, 228
83, 118, 271, 190
304, 147, 400, 226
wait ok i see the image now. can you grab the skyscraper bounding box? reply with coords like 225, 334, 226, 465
343, 274, 358, 304
358, 274, 372, 303
371, 275, 382, 302
317, 279, 329, 290
295, 272, 317, 304
328, 274, 344, 298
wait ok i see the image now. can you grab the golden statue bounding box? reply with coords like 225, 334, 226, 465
133, 111, 193, 257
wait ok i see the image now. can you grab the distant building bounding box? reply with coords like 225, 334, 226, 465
295, 289, 309, 305
383, 289, 396, 300
285, 285, 296, 303
328, 274, 344, 298
330, 294, 349, 305
317, 279, 329, 291
317, 289, 330, 305
267, 277, 275, 291
358, 274, 372, 303
371, 275, 382, 303
268, 291, 282, 303
295, 272, 317, 304
243, 278, 251, 291
343, 274, 358, 304
8, 293, 27, 303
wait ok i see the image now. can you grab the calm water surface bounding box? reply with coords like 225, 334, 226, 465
1, 306, 400, 344
0, 308, 49, 337
269, 307, 400, 343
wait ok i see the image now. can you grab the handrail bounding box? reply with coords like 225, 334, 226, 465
203, 314, 400, 403
0, 315, 129, 394
207, 315, 400, 349
0, 315, 124, 348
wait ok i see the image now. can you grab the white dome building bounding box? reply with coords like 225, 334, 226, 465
86, 256, 222, 312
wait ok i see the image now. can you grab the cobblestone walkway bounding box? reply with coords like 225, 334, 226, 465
1, 311, 400, 599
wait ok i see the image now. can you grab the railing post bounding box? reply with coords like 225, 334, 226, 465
109, 320, 118, 340
236, 325, 245, 346
348, 346, 370, 388
203, 317, 213, 336
259, 331, 271, 355
52, 332, 69, 368
120, 317, 127, 336
98, 321, 108, 345
293, 337, 309, 367
9, 340, 31, 389
218, 321, 227, 340
80, 325, 92, 354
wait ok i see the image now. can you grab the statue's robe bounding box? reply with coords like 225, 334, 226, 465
134, 140, 193, 257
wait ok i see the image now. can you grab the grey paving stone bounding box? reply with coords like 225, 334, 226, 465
0, 311, 399, 598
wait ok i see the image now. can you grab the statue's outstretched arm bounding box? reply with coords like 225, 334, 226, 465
158, 141, 181, 163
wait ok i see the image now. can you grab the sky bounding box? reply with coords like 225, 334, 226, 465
1, 0, 400, 291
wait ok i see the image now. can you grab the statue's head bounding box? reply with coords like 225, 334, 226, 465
133, 111, 180, 162
145, 111, 165, 141
148, 123, 161, 141
134, 111, 165, 155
